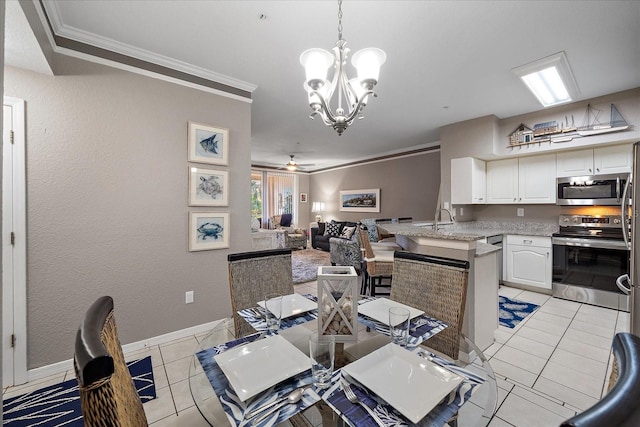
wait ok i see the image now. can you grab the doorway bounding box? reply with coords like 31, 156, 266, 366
3, 97, 27, 386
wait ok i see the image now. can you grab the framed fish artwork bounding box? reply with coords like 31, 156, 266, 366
187, 121, 229, 165
189, 212, 230, 251
188, 167, 229, 206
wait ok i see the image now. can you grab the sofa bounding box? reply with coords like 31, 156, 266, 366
310, 221, 358, 251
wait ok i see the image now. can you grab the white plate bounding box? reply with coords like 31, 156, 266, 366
359, 298, 424, 326
258, 293, 317, 319
342, 343, 463, 423
214, 335, 311, 401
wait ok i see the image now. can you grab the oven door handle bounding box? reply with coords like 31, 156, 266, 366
617, 274, 631, 295
622, 175, 631, 250
552, 236, 629, 250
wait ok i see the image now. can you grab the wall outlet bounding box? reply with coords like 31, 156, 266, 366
517, 208, 525, 217
452, 207, 456, 217
185, 291, 194, 304
444, 201, 450, 209
460, 207, 464, 216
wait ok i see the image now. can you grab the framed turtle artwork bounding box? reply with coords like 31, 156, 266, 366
187, 121, 229, 166
189, 212, 230, 251
188, 166, 228, 206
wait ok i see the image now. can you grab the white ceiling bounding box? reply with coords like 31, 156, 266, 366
7, 0, 640, 171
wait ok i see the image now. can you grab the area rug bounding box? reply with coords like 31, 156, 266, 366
3, 356, 156, 426
499, 295, 540, 329
292, 248, 330, 284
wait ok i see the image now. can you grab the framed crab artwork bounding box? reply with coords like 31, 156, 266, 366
189, 212, 229, 251
188, 167, 228, 206
187, 121, 229, 166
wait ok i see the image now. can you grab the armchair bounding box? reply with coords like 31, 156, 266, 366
329, 227, 363, 271
269, 214, 307, 249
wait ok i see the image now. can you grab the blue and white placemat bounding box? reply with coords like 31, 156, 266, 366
356, 297, 448, 348
237, 294, 319, 332
321, 352, 486, 427
196, 333, 321, 427
238, 294, 447, 348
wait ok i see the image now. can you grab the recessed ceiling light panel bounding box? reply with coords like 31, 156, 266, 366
513, 51, 579, 107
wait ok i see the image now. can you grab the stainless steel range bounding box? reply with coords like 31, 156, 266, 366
552, 214, 630, 311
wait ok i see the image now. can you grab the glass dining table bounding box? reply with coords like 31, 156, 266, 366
189, 299, 498, 427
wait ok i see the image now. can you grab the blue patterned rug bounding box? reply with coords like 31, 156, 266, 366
3, 356, 156, 426
499, 296, 540, 328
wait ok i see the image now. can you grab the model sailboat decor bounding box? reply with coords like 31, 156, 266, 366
577, 103, 629, 136
508, 103, 630, 147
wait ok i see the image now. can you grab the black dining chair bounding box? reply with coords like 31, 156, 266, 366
560, 332, 640, 427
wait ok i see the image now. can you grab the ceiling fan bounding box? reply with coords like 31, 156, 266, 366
284, 155, 315, 171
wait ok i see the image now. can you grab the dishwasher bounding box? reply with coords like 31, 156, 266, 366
486, 234, 503, 284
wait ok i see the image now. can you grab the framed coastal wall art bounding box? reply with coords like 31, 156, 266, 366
339, 188, 380, 213
188, 167, 229, 206
189, 212, 230, 251
187, 121, 229, 165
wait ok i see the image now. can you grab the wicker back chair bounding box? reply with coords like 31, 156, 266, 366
358, 228, 394, 296
561, 333, 640, 427
74, 296, 148, 427
228, 248, 294, 337
391, 251, 470, 359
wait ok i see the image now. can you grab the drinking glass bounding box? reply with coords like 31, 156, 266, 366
264, 293, 283, 333
389, 307, 410, 347
309, 333, 335, 389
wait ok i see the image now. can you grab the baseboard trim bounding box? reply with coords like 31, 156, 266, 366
27, 319, 226, 383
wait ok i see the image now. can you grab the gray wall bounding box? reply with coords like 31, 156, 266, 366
309, 151, 441, 223
5, 55, 252, 368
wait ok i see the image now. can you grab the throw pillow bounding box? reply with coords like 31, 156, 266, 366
324, 221, 342, 237
340, 226, 356, 240
317, 222, 326, 235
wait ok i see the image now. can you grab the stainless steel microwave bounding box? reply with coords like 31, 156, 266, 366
556, 173, 629, 206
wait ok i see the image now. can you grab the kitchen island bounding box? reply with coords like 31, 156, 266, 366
377, 221, 499, 350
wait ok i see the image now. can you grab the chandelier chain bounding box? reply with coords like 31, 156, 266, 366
337, 0, 343, 40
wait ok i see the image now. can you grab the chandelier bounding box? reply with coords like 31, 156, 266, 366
299, 0, 386, 136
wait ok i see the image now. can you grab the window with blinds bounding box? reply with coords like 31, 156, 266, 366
251, 170, 297, 227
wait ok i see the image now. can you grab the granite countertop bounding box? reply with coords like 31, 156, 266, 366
378, 220, 558, 240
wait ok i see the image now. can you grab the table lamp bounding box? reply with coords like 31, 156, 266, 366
312, 201, 325, 222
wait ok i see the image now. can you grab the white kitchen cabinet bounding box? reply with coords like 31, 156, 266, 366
486, 154, 555, 204
518, 154, 556, 204
505, 235, 552, 289
451, 157, 486, 204
486, 158, 518, 204
556, 144, 632, 177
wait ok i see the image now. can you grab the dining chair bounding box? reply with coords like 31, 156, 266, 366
74, 296, 148, 427
227, 248, 294, 337
390, 251, 470, 359
358, 228, 394, 296
560, 332, 640, 427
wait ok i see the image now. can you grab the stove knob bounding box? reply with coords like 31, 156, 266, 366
613, 218, 621, 224
573, 217, 580, 223
562, 217, 570, 223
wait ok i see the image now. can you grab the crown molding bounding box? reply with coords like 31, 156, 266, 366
40, 0, 257, 95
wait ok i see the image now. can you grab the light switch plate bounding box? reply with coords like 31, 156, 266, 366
444, 201, 450, 209
517, 208, 525, 217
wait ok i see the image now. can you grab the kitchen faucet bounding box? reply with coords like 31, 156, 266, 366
434, 208, 456, 230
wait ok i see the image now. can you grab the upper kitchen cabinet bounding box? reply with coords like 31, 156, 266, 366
486, 154, 556, 204
556, 144, 632, 177
519, 154, 557, 203
451, 157, 486, 204
486, 159, 518, 204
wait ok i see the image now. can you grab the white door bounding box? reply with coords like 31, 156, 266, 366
3, 97, 27, 386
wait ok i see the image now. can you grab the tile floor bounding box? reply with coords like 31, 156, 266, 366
2, 282, 629, 427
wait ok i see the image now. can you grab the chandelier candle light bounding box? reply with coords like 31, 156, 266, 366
299, 0, 386, 135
